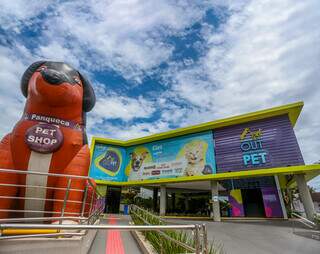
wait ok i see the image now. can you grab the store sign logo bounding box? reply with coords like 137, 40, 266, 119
240, 128, 267, 166
98, 150, 121, 173
25, 123, 63, 154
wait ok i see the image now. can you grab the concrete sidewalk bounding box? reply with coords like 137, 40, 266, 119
167, 219, 320, 254
89, 215, 141, 254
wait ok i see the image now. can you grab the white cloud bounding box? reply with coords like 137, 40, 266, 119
91, 94, 156, 122
166, 0, 320, 167
37, 41, 80, 68
35, 0, 211, 82
0, 0, 319, 189
309, 176, 320, 191
0, 0, 54, 31
87, 119, 170, 145
0, 45, 29, 135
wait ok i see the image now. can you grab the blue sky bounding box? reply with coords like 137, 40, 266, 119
0, 0, 319, 190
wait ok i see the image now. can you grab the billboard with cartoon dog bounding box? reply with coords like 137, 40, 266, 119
89, 143, 127, 182
89, 131, 215, 182
125, 131, 215, 181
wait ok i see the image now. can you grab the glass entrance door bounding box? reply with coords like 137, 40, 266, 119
242, 188, 265, 217
105, 186, 121, 213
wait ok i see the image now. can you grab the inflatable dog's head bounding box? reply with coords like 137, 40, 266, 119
20, 61, 95, 112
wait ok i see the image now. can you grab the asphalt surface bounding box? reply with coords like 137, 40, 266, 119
88, 215, 141, 254
166, 219, 320, 254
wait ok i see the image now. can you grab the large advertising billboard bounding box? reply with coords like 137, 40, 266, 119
89, 131, 216, 182
126, 131, 215, 181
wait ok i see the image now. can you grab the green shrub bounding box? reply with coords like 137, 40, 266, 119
130, 206, 224, 254
314, 214, 320, 229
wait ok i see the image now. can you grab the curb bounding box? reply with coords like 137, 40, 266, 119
129, 222, 156, 254
164, 216, 288, 221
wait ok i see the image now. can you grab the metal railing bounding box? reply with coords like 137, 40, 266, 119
0, 168, 209, 253
291, 212, 320, 241
130, 204, 208, 254
0, 223, 207, 253
0, 208, 208, 253
291, 212, 316, 229
0, 168, 105, 239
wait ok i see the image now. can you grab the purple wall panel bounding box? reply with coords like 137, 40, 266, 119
261, 187, 283, 218
229, 189, 245, 217
215, 114, 304, 173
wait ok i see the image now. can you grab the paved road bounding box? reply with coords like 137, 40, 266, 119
167, 219, 320, 254
89, 215, 141, 254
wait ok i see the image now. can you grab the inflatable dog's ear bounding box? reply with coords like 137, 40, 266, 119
79, 72, 96, 112
20, 61, 46, 98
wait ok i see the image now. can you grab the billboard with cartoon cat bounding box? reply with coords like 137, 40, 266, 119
125, 131, 215, 181
89, 131, 215, 182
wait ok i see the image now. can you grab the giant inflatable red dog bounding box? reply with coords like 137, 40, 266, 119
0, 61, 95, 220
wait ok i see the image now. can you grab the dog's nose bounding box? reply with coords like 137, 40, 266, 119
41, 69, 66, 85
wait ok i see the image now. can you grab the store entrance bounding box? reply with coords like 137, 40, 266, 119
242, 188, 265, 217
105, 186, 121, 213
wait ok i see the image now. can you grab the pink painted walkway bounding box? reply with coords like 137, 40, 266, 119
105, 216, 125, 254
88, 215, 141, 254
